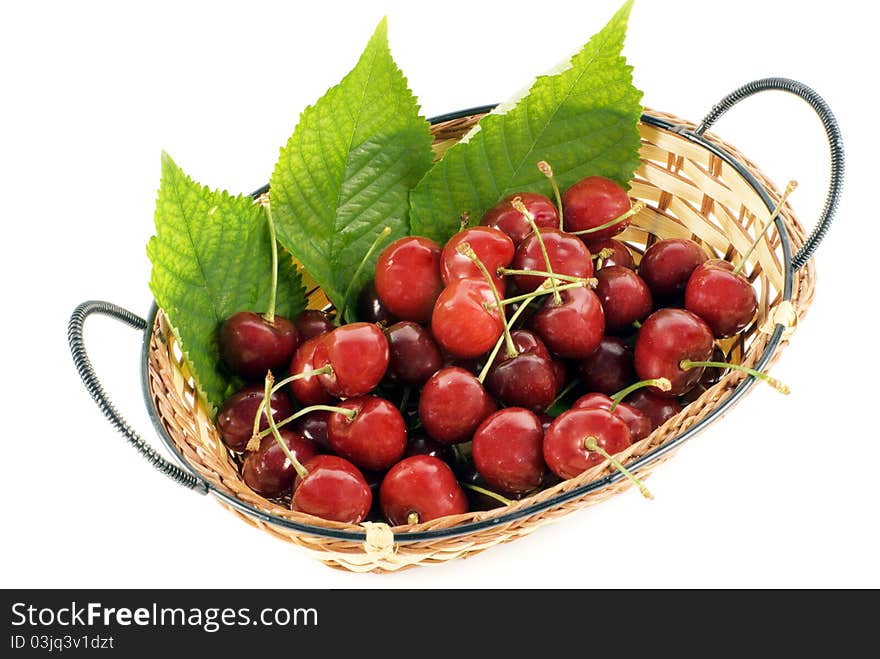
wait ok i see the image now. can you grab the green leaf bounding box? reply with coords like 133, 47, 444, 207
410, 0, 642, 243
147, 153, 307, 413
269, 18, 433, 318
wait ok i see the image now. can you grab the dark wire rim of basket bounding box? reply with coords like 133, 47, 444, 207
70, 77, 843, 544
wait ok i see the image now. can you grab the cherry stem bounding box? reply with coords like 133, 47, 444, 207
261, 373, 308, 480
511, 196, 562, 305
407, 512, 420, 526
460, 482, 515, 506
497, 268, 595, 286
399, 386, 411, 414
679, 360, 790, 394
337, 226, 392, 325
583, 436, 653, 500
257, 194, 278, 324
457, 242, 517, 358
570, 201, 644, 236
492, 281, 589, 308
546, 377, 582, 413
477, 283, 540, 383
609, 378, 671, 412
459, 211, 471, 231
592, 247, 614, 270
250, 365, 335, 441
537, 160, 564, 230
733, 181, 797, 276
255, 404, 356, 441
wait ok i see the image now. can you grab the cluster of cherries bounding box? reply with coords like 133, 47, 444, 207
213, 168, 792, 527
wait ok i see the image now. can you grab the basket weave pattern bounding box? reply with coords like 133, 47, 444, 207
145, 109, 815, 572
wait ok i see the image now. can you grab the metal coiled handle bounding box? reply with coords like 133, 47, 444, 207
695, 77, 844, 270
68, 301, 208, 493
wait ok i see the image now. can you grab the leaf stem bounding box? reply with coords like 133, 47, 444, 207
337, 226, 392, 325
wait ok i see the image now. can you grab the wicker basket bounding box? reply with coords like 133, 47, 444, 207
70, 78, 843, 573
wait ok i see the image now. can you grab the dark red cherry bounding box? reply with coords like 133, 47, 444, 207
219, 311, 299, 381
543, 408, 632, 480
327, 396, 407, 472
588, 238, 635, 270
404, 433, 456, 466
685, 259, 758, 338
551, 358, 567, 394
639, 238, 708, 301
441, 226, 515, 292
484, 330, 556, 411
374, 236, 444, 322
538, 413, 555, 434
384, 321, 442, 386
625, 390, 683, 430
595, 266, 653, 333
431, 278, 504, 359
419, 367, 495, 444
472, 408, 546, 494
634, 308, 714, 396
292, 410, 331, 452
579, 336, 635, 396
512, 228, 593, 293
217, 384, 295, 452
531, 286, 605, 359
288, 336, 333, 406
380, 455, 468, 525
571, 393, 652, 442
313, 323, 389, 398
357, 280, 398, 326
562, 176, 632, 241
293, 309, 335, 342
242, 430, 318, 497
481, 192, 560, 245
291, 455, 372, 524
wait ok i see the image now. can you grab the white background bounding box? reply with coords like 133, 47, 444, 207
2, 0, 877, 588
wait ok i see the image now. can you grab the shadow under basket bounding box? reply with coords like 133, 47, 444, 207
70, 78, 843, 572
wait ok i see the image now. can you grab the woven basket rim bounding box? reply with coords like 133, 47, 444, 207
141, 108, 798, 544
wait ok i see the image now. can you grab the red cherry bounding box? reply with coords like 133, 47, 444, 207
288, 336, 332, 406
291, 455, 372, 524
511, 228, 593, 293
472, 408, 546, 494
431, 278, 504, 359
588, 238, 635, 270
531, 286, 605, 359
543, 408, 632, 480
219, 311, 299, 381
685, 259, 758, 338
217, 384, 295, 452
484, 330, 557, 411
242, 430, 318, 497
441, 227, 515, 292
481, 192, 560, 245
327, 396, 407, 472
634, 308, 714, 396
385, 321, 442, 386
291, 409, 331, 452
639, 238, 708, 300
419, 367, 495, 444
571, 393, 652, 442
293, 309, 335, 342
404, 433, 456, 466
313, 323, 389, 398
562, 176, 632, 241
551, 358, 567, 394
380, 455, 468, 525
625, 389, 683, 430
357, 280, 398, 326
374, 236, 444, 322
595, 266, 653, 333
579, 336, 635, 396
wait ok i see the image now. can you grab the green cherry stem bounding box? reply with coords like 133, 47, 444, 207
459, 212, 471, 231
250, 366, 337, 442
545, 377, 582, 413
570, 201, 644, 236
336, 226, 392, 325
492, 281, 590, 308
733, 180, 797, 276
460, 482, 515, 506
407, 512, 420, 525
254, 404, 357, 442
399, 386, 412, 414
537, 160, 564, 230
457, 242, 517, 358
592, 247, 614, 270
680, 360, 790, 394
609, 377, 671, 412
497, 268, 594, 285
584, 436, 653, 500
261, 373, 308, 480
511, 196, 561, 304
256, 193, 278, 324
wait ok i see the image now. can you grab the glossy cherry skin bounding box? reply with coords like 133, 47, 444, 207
634, 308, 714, 396
588, 238, 635, 270
216, 384, 295, 452
242, 430, 318, 498
472, 408, 546, 494
551, 359, 567, 394
384, 321, 442, 386
374, 236, 444, 323
562, 176, 632, 241
313, 323, 389, 398
219, 311, 300, 382
441, 226, 515, 292
512, 228, 593, 293
625, 390, 682, 430
571, 393, 652, 442
531, 286, 605, 359
288, 337, 332, 406
579, 336, 635, 396
484, 330, 557, 411
292, 410, 331, 452
639, 238, 708, 301
543, 408, 632, 480
380, 455, 468, 525
419, 367, 495, 444
685, 259, 757, 338
292, 455, 372, 524
357, 280, 398, 326
595, 266, 653, 333
481, 192, 560, 245
404, 433, 456, 466
431, 278, 504, 359
327, 396, 407, 471
293, 309, 335, 342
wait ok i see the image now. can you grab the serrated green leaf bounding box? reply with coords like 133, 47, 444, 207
269, 18, 433, 318
410, 0, 642, 243
147, 153, 307, 413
